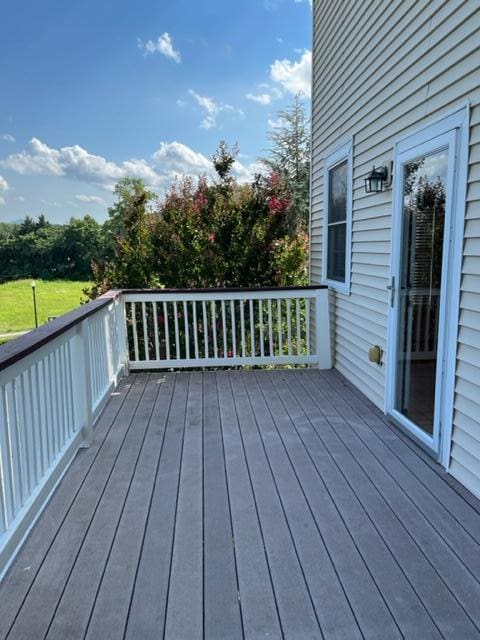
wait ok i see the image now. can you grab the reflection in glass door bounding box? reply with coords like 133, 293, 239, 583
395, 149, 448, 436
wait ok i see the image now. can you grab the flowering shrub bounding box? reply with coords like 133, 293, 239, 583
89, 145, 308, 295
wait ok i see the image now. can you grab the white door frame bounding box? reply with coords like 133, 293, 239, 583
385, 105, 469, 468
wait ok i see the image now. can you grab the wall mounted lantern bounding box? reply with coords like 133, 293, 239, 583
364, 162, 392, 193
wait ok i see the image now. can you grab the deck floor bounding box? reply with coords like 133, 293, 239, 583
1, 369, 480, 639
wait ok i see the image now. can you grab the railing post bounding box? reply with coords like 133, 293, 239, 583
315, 288, 332, 369
74, 320, 94, 447
115, 294, 129, 375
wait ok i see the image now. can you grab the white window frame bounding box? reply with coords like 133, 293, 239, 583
322, 140, 353, 294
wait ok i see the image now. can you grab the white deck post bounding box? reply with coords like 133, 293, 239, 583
315, 288, 332, 369
74, 320, 94, 447
115, 294, 130, 376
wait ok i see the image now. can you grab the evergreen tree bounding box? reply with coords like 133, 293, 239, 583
260, 96, 310, 233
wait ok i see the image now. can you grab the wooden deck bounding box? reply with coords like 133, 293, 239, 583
1, 369, 480, 639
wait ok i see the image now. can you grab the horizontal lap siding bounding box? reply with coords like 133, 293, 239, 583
450, 102, 480, 497
311, 0, 480, 494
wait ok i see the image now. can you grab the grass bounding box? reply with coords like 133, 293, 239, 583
0, 279, 90, 335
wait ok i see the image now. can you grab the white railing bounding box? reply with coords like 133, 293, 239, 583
123, 286, 331, 370
0, 292, 127, 577
0, 285, 331, 578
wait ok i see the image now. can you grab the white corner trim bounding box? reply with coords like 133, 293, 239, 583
321, 139, 353, 294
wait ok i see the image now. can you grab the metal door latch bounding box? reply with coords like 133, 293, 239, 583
387, 276, 395, 307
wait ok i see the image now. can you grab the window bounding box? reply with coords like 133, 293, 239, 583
323, 141, 352, 293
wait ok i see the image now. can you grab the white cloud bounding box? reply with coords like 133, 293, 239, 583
1, 138, 262, 194
0, 197, 5, 206
75, 194, 106, 206
1, 134, 15, 143
188, 89, 244, 129
0, 175, 9, 191
246, 93, 271, 105
15, 196, 26, 202
270, 49, 311, 97
1, 138, 125, 188
138, 33, 181, 63
294, 0, 312, 6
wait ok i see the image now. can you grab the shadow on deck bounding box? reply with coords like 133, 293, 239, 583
1, 369, 480, 640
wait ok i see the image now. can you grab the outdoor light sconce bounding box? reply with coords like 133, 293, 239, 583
364, 162, 393, 193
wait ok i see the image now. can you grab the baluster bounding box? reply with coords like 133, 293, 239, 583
286, 299, 292, 357
230, 300, 237, 358
211, 301, 218, 358
17, 372, 32, 500
173, 301, 180, 359
240, 300, 246, 358
193, 301, 199, 360
277, 299, 283, 356
221, 300, 227, 358
202, 300, 209, 358
132, 302, 139, 362
163, 301, 170, 361
249, 299, 255, 357
0, 385, 14, 525
259, 299, 264, 358
306, 298, 311, 355
268, 299, 273, 356
142, 302, 149, 361
296, 299, 301, 356
184, 301, 190, 359
153, 301, 160, 361
8, 381, 24, 513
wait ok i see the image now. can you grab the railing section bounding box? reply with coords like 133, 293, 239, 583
0, 294, 126, 577
124, 287, 331, 369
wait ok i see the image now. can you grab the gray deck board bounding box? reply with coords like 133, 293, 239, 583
298, 370, 480, 635
2, 369, 480, 640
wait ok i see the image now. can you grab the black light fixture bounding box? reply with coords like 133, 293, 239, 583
364, 163, 391, 193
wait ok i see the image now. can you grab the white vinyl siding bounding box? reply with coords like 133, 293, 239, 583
449, 103, 480, 496
310, 0, 480, 495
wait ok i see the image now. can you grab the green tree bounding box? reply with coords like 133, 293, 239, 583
259, 95, 310, 233
85, 178, 158, 298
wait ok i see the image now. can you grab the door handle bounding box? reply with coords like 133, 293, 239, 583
387, 276, 395, 307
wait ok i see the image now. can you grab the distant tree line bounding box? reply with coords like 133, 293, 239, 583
0, 214, 113, 282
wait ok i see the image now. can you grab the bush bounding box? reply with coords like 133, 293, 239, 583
88, 144, 308, 297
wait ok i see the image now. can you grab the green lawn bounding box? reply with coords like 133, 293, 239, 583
0, 279, 90, 335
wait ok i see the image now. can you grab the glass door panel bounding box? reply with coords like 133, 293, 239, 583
394, 149, 448, 435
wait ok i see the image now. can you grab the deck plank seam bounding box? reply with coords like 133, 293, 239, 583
251, 371, 370, 640
4, 374, 148, 640
295, 370, 480, 635
225, 372, 285, 640
161, 372, 191, 640
80, 373, 166, 638
310, 370, 480, 580
252, 371, 409, 639
240, 372, 326, 640
123, 373, 177, 639
277, 370, 447, 639
215, 373, 245, 640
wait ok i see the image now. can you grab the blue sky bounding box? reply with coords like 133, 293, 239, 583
0, 0, 311, 223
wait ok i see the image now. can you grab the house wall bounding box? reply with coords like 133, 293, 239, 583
310, 0, 480, 495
